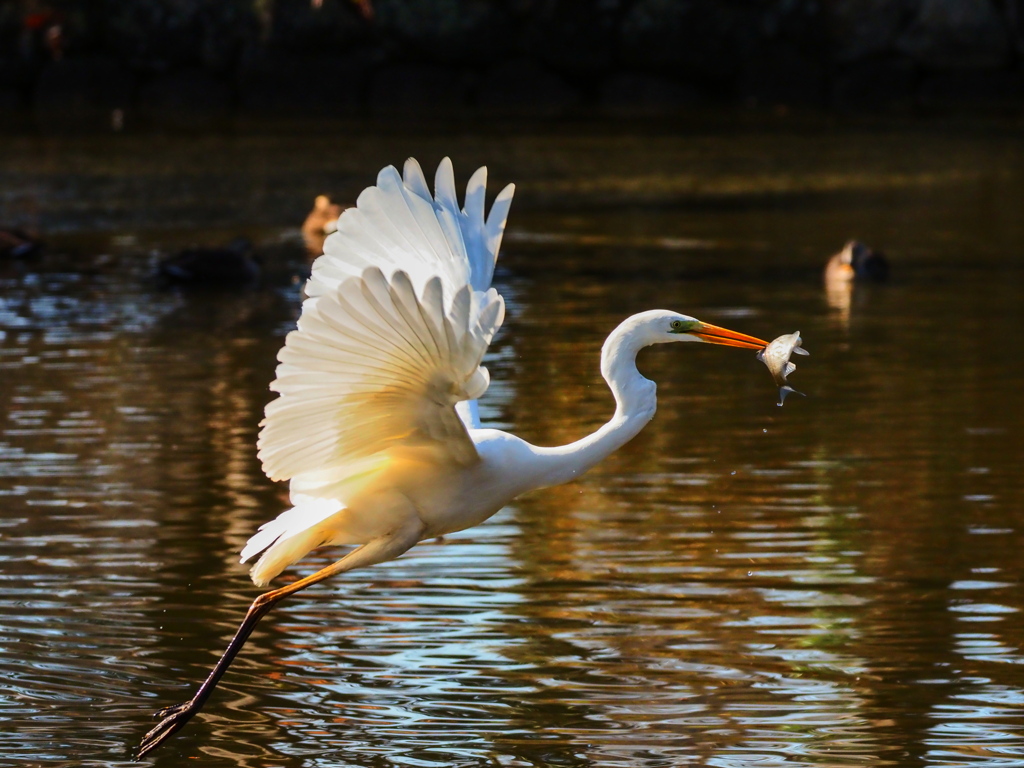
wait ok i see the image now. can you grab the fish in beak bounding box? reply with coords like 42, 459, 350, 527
757, 331, 809, 405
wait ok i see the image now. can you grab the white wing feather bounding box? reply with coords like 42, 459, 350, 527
258, 267, 504, 495
307, 157, 514, 301
256, 158, 514, 505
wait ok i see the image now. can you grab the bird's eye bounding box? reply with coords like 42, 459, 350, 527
670, 320, 683, 330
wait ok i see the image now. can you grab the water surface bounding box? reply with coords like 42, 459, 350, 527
1, 123, 1023, 767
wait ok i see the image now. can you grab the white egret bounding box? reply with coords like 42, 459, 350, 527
137, 157, 768, 759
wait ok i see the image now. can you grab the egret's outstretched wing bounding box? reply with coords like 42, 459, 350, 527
257, 158, 513, 502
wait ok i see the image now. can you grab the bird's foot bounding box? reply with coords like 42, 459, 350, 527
153, 700, 192, 719
135, 699, 198, 760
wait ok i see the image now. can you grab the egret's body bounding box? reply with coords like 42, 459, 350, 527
137, 158, 767, 759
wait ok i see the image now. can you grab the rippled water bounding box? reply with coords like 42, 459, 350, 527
1, 123, 1023, 767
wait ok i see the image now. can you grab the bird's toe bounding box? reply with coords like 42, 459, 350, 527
136, 701, 197, 760
152, 700, 192, 719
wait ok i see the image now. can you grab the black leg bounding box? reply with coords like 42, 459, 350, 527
137, 563, 336, 759
135, 524, 425, 760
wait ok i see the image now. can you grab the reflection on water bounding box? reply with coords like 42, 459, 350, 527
0, 126, 1023, 767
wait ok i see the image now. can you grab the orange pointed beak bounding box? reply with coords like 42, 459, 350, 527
691, 322, 768, 350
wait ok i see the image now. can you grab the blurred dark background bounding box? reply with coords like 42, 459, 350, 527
1, 0, 1023, 133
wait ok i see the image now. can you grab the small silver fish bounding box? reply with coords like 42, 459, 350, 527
757, 331, 810, 406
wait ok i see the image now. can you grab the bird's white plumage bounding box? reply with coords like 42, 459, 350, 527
245, 158, 515, 583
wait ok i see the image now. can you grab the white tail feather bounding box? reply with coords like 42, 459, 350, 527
241, 497, 346, 586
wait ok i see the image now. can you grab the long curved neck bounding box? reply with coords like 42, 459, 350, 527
530, 319, 658, 489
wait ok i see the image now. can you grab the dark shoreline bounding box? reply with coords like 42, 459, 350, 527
2, 0, 1023, 135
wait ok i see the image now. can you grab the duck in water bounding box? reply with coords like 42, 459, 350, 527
156, 238, 260, 288
824, 240, 889, 283
302, 195, 347, 257
0, 228, 43, 259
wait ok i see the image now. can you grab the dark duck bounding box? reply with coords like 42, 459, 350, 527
157, 238, 260, 288
0, 228, 43, 259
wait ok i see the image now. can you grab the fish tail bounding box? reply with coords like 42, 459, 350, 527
777, 385, 805, 406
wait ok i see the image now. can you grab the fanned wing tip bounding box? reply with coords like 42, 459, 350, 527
318, 157, 513, 298
480, 291, 505, 336
402, 157, 431, 200
360, 263, 386, 286
464, 365, 490, 400
435, 157, 458, 210
436, 156, 455, 184
464, 165, 487, 226
493, 181, 515, 205
485, 182, 515, 258
375, 163, 403, 190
